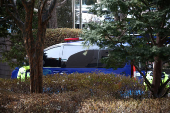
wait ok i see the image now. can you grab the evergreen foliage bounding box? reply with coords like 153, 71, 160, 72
81, 0, 170, 98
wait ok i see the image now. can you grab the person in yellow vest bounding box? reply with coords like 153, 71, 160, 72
144, 71, 169, 90
162, 72, 170, 87
17, 66, 30, 82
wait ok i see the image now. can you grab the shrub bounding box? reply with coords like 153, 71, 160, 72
0, 73, 170, 112
45, 28, 81, 48
0, 73, 145, 98
42, 72, 145, 98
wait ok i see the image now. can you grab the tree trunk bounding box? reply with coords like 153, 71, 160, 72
152, 57, 162, 97
28, 36, 44, 93
48, 6, 58, 28
5, 0, 57, 93
152, 34, 163, 98
29, 55, 35, 93
119, 13, 127, 21
114, 12, 119, 22
24, 3, 47, 93
28, 0, 56, 93
22, 3, 36, 93
34, 24, 46, 93
32, 44, 44, 93
29, 6, 48, 93
48, 0, 67, 28
48, 1, 58, 28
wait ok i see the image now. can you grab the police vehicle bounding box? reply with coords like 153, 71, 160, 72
11, 38, 132, 78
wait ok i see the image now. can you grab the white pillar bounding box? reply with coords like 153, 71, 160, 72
97, 0, 101, 3
79, 0, 82, 29
72, 0, 75, 28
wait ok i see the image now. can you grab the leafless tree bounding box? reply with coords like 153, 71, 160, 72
4, 0, 57, 93
46, 0, 67, 28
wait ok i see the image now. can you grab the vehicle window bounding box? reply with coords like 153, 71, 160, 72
66, 50, 108, 68
44, 46, 61, 58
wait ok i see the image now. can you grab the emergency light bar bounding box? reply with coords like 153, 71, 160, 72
64, 38, 80, 41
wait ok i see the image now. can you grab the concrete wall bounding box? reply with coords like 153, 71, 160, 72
0, 62, 13, 79
0, 36, 13, 79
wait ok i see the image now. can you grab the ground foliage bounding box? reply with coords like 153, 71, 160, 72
0, 73, 170, 112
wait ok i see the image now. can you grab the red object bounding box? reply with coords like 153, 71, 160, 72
133, 65, 136, 80
131, 65, 136, 78
64, 38, 80, 41
133, 65, 136, 75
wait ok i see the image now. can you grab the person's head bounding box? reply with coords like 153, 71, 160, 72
20, 67, 26, 74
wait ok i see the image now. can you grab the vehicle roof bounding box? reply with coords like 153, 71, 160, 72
44, 41, 85, 52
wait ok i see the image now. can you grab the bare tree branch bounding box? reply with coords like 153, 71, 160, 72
162, 87, 170, 97
21, 0, 35, 12
161, 35, 168, 42
40, 0, 48, 17
107, 36, 115, 43
133, 63, 152, 91
48, 0, 57, 16
5, 6, 24, 31
158, 77, 170, 95
116, 29, 127, 40
140, 0, 151, 12
8, 0, 21, 20
42, 0, 57, 23
4, 0, 24, 31
43, 15, 52, 24
149, 31, 157, 45
6, 3, 15, 8
21, 0, 28, 9
56, 0, 67, 8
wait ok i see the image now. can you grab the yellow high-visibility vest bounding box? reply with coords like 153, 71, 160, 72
17, 66, 30, 82
144, 71, 169, 90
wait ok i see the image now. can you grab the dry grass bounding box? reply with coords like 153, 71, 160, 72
79, 98, 170, 113
0, 73, 170, 113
